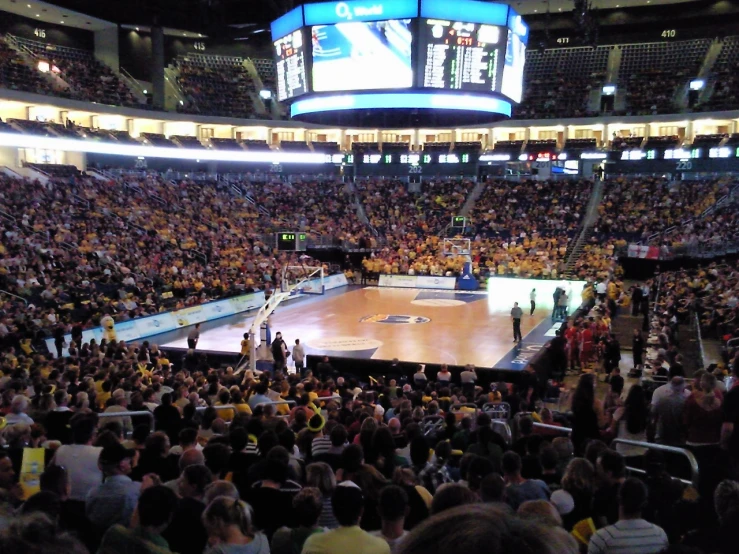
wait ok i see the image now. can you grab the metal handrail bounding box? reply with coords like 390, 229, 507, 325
98, 410, 154, 432
611, 438, 700, 488
0, 289, 28, 306
483, 402, 511, 420
196, 405, 238, 420
254, 400, 296, 407
532, 422, 572, 434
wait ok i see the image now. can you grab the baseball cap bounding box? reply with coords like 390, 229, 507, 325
550, 489, 575, 515
99, 442, 136, 465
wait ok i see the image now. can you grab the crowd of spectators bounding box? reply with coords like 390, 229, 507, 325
11, 37, 139, 108
0, 174, 363, 349
0, 328, 737, 553
594, 177, 728, 242
656, 263, 739, 340
175, 57, 261, 120
360, 179, 590, 279
0, 37, 57, 97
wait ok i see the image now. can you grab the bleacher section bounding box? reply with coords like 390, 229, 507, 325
514, 46, 611, 120
0, 36, 56, 97
700, 36, 739, 112
251, 58, 276, 90
619, 39, 711, 115
175, 53, 259, 119
10, 35, 139, 108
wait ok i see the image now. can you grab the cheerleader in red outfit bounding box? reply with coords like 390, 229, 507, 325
580, 325, 595, 368
565, 322, 580, 371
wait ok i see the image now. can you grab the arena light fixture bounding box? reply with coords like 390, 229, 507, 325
259, 90, 273, 100
0, 132, 327, 164
689, 79, 705, 91
291, 92, 512, 118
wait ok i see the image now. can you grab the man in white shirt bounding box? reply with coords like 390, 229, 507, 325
51, 414, 103, 501
293, 338, 306, 376
588, 478, 667, 554
529, 288, 537, 315
596, 280, 608, 302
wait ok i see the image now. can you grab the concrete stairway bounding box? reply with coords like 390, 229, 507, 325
562, 179, 605, 277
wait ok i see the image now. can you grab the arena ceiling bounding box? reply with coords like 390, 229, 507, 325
0, 0, 715, 34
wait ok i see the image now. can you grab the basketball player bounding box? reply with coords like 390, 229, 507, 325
511, 302, 523, 342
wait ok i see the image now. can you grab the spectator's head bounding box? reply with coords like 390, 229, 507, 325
609, 375, 624, 395
332, 482, 364, 526
179, 448, 206, 472
98, 441, 136, 476
467, 456, 496, 493
138, 486, 179, 531
39, 465, 70, 501
306, 462, 336, 495
480, 473, 506, 503
340, 444, 364, 473
330, 424, 348, 447
597, 449, 625, 483
0, 449, 15, 490
21, 491, 62, 522
293, 487, 323, 527
714, 479, 739, 528
203, 443, 231, 478
517, 500, 562, 527
204, 481, 240, 505
562, 458, 595, 497
431, 483, 479, 515
377, 484, 408, 524
179, 464, 214, 499
398, 504, 578, 554
501, 451, 522, 479
70, 413, 98, 445
202, 497, 255, 543
0, 512, 88, 554
519, 416, 533, 436
618, 477, 648, 518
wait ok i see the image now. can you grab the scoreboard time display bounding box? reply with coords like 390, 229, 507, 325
274, 29, 308, 101
277, 233, 309, 251
420, 19, 505, 92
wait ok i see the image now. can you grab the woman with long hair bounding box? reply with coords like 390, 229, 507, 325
558, 457, 596, 531
609, 385, 648, 463
570, 373, 603, 455
202, 496, 269, 554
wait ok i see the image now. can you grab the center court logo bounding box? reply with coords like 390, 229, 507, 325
360, 314, 431, 324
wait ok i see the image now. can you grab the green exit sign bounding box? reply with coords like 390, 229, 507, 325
282, 233, 295, 240
452, 216, 466, 227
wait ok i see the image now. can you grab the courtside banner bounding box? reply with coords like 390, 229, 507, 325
416, 276, 457, 290
378, 275, 417, 288
325, 273, 349, 290
378, 274, 456, 289
47, 291, 266, 356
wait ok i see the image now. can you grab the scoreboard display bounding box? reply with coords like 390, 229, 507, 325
277, 232, 309, 251
271, 0, 529, 116
420, 19, 505, 93
274, 29, 308, 101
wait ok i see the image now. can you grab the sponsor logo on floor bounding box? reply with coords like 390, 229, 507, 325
359, 314, 431, 324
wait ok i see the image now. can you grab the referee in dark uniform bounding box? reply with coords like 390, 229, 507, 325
511, 302, 523, 342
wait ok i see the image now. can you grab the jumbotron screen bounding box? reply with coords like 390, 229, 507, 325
274, 29, 308, 101
419, 19, 505, 93
311, 19, 414, 92
269, 0, 529, 121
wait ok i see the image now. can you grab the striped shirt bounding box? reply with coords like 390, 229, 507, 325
588, 519, 668, 554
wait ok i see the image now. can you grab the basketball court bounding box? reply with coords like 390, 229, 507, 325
160, 286, 560, 371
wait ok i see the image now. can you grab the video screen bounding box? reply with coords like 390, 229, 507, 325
501, 29, 526, 103
419, 18, 505, 93
311, 19, 414, 92
274, 29, 308, 101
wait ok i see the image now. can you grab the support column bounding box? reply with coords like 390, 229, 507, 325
151, 26, 165, 111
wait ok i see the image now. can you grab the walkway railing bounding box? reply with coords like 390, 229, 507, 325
98, 410, 154, 433
531, 423, 701, 487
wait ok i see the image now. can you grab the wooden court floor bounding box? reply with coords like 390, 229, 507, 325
162, 287, 549, 369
